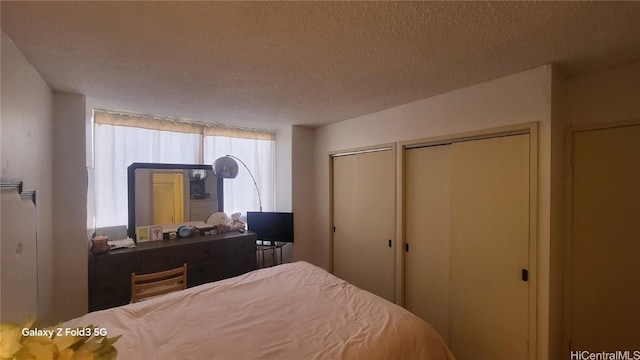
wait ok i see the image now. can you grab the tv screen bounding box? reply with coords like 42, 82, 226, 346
247, 212, 294, 243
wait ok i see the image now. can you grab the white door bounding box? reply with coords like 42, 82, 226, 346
332, 149, 395, 302
571, 124, 640, 351
404, 144, 451, 343
152, 173, 184, 224
449, 134, 530, 360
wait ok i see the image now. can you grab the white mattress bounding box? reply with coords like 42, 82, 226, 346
66, 261, 454, 359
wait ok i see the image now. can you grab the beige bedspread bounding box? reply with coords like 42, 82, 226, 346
67, 261, 454, 359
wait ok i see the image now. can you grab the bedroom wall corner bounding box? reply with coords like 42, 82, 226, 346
1, 31, 55, 323
85, 98, 97, 237
275, 126, 293, 263
290, 126, 316, 265
548, 65, 568, 360
52, 92, 88, 323
274, 125, 316, 265
275, 126, 293, 212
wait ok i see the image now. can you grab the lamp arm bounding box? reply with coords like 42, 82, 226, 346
226, 155, 263, 212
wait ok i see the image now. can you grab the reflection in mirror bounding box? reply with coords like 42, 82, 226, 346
127, 163, 223, 239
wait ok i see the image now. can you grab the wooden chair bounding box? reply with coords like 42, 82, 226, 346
131, 264, 187, 303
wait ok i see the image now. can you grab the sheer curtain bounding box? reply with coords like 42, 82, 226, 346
94, 124, 200, 228
93, 123, 274, 228
204, 136, 274, 214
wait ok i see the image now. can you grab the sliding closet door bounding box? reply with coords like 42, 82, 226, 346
404, 144, 451, 343
449, 134, 530, 360
571, 124, 640, 351
332, 149, 395, 302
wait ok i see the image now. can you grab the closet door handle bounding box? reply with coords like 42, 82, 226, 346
388, 239, 392, 248
522, 269, 529, 282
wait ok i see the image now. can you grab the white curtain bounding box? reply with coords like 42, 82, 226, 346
204, 136, 274, 214
94, 124, 274, 228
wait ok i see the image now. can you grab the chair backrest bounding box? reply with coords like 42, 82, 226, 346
131, 263, 187, 303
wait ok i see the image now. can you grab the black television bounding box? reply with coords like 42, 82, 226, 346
247, 211, 294, 243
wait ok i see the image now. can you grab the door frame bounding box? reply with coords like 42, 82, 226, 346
328, 143, 397, 291
399, 122, 538, 360
563, 118, 640, 355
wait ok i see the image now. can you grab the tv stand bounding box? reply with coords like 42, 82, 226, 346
256, 241, 284, 268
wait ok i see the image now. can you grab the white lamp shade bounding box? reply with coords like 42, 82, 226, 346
213, 156, 239, 178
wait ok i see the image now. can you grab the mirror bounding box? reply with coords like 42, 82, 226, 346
127, 163, 224, 239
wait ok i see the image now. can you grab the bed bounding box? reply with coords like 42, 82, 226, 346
66, 261, 454, 359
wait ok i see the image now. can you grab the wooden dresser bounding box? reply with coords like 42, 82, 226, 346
89, 231, 257, 311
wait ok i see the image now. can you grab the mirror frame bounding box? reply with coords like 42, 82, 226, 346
127, 162, 224, 239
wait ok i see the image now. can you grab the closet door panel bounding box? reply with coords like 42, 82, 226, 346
404, 144, 451, 343
450, 134, 530, 360
572, 124, 640, 351
332, 150, 395, 302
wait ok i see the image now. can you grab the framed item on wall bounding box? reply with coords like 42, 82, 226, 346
150, 226, 163, 241
136, 226, 150, 243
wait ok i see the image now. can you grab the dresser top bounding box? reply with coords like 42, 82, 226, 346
91, 231, 257, 257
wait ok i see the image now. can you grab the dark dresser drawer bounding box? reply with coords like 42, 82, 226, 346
225, 236, 257, 277
188, 260, 225, 287
89, 273, 131, 311
187, 240, 225, 262
93, 253, 135, 278
142, 248, 187, 273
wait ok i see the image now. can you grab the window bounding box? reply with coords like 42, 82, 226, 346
92, 110, 274, 228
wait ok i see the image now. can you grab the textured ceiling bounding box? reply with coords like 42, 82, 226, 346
2, 1, 640, 130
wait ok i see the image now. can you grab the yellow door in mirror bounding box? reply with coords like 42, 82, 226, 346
153, 173, 184, 224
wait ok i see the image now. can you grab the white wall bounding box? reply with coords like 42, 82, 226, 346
274, 125, 315, 263
1, 32, 55, 323
565, 60, 640, 126
275, 126, 293, 212
310, 65, 556, 359
290, 126, 315, 263
1, 33, 89, 324
52, 93, 88, 322
274, 126, 293, 263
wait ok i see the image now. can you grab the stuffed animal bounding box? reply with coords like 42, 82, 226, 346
230, 212, 246, 231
